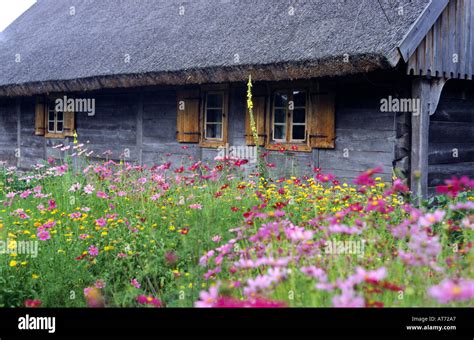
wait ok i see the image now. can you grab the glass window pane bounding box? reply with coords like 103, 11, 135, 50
274, 92, 288, 108
274, 108, 286, 123
48, 122, 55, 132
274, 124, 286, 140
292, 125, 305, 140
207, 93, 223, 108
206, 109, 222, 123
293, 109, 306, 123
57, 111, 63, 121
57, 121, 63, 132
293, 91, 306, 107
206, 124, 222, 139
49, 111, 55, 121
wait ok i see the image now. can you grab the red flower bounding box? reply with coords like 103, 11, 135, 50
231, 207, 239, 212
234, 159, 249, 167
436, 176, 474, 198
290, 145, 298, 151
174, 166, 184, 173
25, 299, 42, 308
179, 227, 189, 235
266, 163, 276, 168
214, 191, 222, 198
354, 167, 383, 186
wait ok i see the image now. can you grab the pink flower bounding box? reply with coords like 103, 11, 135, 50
332, 289, 365, 308
84, 287, 105, 308
88, 245, 99, 257
130, 278, 141, 289
195, 284, 220, 307
84, 184, 95, 195
69, 183, 81, 192
37, 230, 51, 241
189, 204, 202, 210
95, 218, 107, 227
95, 280, 106, 289
428, 279, 474, 304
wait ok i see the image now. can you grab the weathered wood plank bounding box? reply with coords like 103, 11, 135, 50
429, 142, 474, 164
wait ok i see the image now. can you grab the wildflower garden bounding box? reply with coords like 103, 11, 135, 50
1, 82, 473, 309
0, 142, 473, 308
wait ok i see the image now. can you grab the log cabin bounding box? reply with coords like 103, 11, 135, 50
0, 0, 473, 198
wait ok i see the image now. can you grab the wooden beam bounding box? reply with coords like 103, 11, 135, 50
411, 77, 448, 202
411, 78, 430, 203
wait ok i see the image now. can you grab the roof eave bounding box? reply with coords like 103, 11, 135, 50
398, 0, 449, 62
0, 55, 390, 97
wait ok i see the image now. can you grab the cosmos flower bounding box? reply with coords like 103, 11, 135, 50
428, 279, 474, 304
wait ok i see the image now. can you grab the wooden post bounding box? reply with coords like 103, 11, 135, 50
411, 78, 430, 203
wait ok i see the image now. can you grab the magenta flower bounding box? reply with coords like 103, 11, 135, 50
37, 230, 51, 241
95, 218, 107, 227
88, 245, 99, 257
189, 204, 203, 210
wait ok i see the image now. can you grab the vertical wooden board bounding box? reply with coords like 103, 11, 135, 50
63, 111, 75, 137
466, 0, 472, 79
183, 98, 200, 143
177, 90, 200, 143
34, 97, 45, 136
426, 27, 433, 75
449, 0, 456, 76
456, 0, 463, 77
441, 4, 450, 76
310, 93, 335, 149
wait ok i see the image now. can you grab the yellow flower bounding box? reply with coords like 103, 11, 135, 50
9, 260, 17, 267
32, 274, 39, 279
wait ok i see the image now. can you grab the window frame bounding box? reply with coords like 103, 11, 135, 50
45, 97, 66, 138
200, 85, 228, 148
268, 89, 310, 151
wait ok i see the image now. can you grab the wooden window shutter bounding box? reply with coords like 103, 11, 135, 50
63, 110, 75, 137
245, 96, 266, 146
177, 90, 200, 143
35, 97, 46, 136
310, 92, 336, 149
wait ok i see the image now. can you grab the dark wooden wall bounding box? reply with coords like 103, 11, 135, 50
0, 75, 406, 183
429, 79, 474, 192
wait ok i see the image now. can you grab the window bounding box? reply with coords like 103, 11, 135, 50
272, 90, 307, 143
47, 99, 64, 134
34, 96, 75, 138
204, 92, 224, 140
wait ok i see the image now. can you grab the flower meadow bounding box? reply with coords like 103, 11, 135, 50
0, 144, 473, 308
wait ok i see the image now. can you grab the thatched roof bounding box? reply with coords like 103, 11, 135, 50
0, 0, 434, 97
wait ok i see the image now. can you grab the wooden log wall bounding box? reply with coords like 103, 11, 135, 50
428, 79, 474, 194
